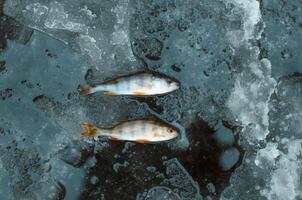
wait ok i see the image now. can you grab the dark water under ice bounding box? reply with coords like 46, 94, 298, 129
0, 0, 302, 200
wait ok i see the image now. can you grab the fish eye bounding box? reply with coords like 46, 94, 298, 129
168, 129, 174, 133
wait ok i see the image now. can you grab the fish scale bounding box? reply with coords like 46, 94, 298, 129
79, 72, 180, 96
80, 119, 179, 143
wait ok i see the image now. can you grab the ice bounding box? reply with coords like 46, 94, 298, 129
219, 147, 240, 171
138, 158, 202, 200
262, 140, 302, 200
140, 186, 181, 200
112, 161, 129, 173
220, 0, 301, 199
2, 0, 302, 199
4, 0, 137, 74
261, 1, 302, 78
162, 158, 203, 200
44, 2, 88, 33
0, 31, 90, 199
222, 73, 302, 200
0, 144, 65, 200
206, 183, 216, 194
254, 142, 280, 168
90, 175, 99, 185
213, 121, 235, 147
226, 0, 276, 144
226, 0, 262, 43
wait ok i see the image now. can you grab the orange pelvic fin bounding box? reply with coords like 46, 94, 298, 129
108, 136, 122, 141
134, 138, 151, 143
132, 91, 147, 95
80, 123, 99, 136
79, 84, 93, 96
103, 91, 118, 96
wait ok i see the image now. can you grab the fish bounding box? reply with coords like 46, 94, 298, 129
79, 71, 180, 96
80, 118, 179, 143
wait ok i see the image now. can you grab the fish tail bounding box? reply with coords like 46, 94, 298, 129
79, 84, 93, 96
80, 123, 100, 136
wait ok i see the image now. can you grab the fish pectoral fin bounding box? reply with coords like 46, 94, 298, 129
134, 138, 151, 143
108, 136, 122, 141
152, 132, 161, 137
103, 91, 118, 96
132, 91, 147, 95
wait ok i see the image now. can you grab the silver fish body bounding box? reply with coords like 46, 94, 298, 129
80, 118, 179, 143
80, 72, 180, 96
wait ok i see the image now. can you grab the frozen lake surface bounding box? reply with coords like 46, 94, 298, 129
0, 0, 301, 199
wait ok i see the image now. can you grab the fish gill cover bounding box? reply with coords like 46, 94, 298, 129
0, 0, 302, 200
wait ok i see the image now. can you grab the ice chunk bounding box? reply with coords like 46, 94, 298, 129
4, 0, 137, 72
58, 141, 92, 168
261, 140, 302, 200
254, 143, 280, 168
0, 161, 12, 200
50, 159, 86, 200
226, 0, 262, 43
138, 158, 203, 200
225, 0, 277, 144
141, 186, 181, 200
163, 158, 203, 200
260, 1, 302, 78
213, 121, 235, 147
44, 1, 88, 33
0, 31, 91, 199
23, 3, 49, 24
222, 74, 302, 200
226, 50, 276, 144
90, 175, 99, 185
78, 35, 103, 65
206, 183, 216, 194
113, 161, 129, 173
219, 147, 240, 171
0, 145, 65, 200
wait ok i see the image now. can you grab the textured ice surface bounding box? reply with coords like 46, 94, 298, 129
139, 186, 181, 200
1, 0, 302, 199
137, 158, 202, 200
4, 0, 137, 73
261, 0, 302, 78
0, 31, 90, 200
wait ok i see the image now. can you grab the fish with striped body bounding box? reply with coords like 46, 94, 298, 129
80, 118, 179, 143
79, 72, 180, 96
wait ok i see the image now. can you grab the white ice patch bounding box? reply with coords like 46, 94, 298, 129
110, 0, 135, 61
227, 58, 276, 143
226, 0, 277, 143
44, 1, 88, 33
260, 139, 302, 200
23, 3, 49, 24
255, 142, 280, 168
4, 0, 137, 68
226, 0, 261, 44
78, 35, 103, 67
80, 5, 97, 20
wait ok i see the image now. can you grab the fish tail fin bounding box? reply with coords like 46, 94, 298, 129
80, 123, 100, 136
79, 84, 93, 96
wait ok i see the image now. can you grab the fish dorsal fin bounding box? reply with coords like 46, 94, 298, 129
109, 116, 176, 130
140, 116, 172, 126
101, 71, 146, 85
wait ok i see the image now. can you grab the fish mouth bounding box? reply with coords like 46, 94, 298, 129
175, 81, 181, 88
